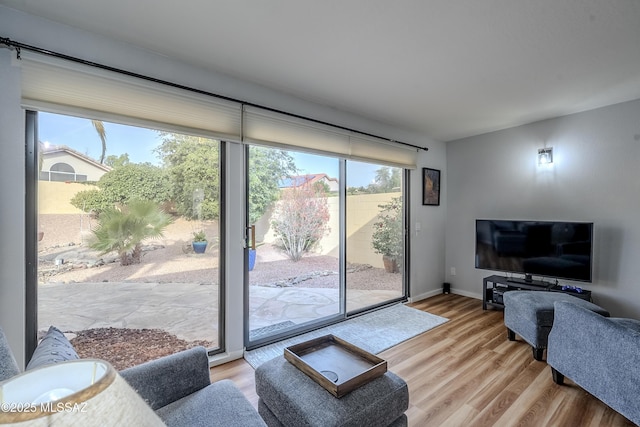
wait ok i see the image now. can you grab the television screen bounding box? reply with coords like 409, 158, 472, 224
475, 220, 593, 282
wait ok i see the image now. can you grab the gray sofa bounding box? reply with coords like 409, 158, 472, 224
547, 301, 640, 425
0, 327, 266, 427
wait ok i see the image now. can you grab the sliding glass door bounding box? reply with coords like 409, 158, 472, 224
346, 162, 405, 313
245, 146, 407, 348
246, 147, 342, 346
18, 49, 417, 360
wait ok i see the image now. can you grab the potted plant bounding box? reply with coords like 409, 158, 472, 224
248, 225, 257, 271
192, 230, 208, 254
371, 197, 403, 273
249, 247, 257, 271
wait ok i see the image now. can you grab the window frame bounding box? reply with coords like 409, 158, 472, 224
24, 110, 227, 362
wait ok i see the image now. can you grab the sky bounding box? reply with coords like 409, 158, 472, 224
38, 112, 382, 187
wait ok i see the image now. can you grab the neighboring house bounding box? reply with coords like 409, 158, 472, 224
279, 174, 339, 192
39, 144, 111, 182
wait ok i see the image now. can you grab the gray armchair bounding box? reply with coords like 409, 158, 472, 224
0, 328, 263, 427
121, 347, 266, 427
547, 301, 640, 425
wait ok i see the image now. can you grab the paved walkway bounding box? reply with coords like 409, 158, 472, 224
38, 282, 401, 344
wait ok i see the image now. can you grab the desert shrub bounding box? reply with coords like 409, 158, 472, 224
89, 199, 173, 266
271, 182, 330, 261
371, 197, 403, 258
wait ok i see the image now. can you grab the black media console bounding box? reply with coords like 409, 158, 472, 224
482, 274, 592, 310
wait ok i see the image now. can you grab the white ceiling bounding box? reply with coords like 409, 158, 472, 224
2, 0, 640, 141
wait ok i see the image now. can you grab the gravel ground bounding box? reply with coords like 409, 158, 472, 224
38, 214, 220, 284
38, 214, 401, 290
70, 328, 210, 371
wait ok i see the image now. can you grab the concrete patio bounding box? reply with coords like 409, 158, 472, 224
38, 282, 402, 345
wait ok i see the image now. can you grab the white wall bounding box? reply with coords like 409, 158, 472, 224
445, 99, 640, 317
0, 5, 445, 363
410, 144, 447, 301
0, 50, 27, 367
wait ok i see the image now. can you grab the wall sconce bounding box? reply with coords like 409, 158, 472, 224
538, 147, 553, 165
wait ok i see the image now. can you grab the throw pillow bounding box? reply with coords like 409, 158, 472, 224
0, 327, 20, 380
26, 325, 79, 371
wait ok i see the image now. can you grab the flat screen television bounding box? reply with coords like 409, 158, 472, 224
475, 220, 594, 283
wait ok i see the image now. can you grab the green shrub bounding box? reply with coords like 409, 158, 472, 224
71, 163, 170, 214
90, 200, 173, 266
371, 197, 403, 258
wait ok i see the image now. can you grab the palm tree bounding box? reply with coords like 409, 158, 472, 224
90, 199, 173, 266
373, 166, 401, 193
91, 119, 107, 164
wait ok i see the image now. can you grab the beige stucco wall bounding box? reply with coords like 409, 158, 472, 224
38, 181, 96, 214
42, 182, 401, 268
345, 192, 401, 267
260, 192, 400, 269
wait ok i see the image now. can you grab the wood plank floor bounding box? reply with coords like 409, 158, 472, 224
209, 294, 635, 426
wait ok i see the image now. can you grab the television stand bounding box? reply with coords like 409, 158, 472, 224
482, 275, 591, 310
506, 276, 545, 286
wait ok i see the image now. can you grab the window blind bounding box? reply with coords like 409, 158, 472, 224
243, 106, 417, 169
19, 53, 242, 140
18, 52, 418, 168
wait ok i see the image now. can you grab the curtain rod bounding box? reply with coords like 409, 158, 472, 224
1, 36, 428, 152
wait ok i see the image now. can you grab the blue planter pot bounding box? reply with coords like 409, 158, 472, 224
192, 241, 207, 254
249, 249, 256, 271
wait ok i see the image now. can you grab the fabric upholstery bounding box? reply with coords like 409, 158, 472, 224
505, 291, 608, 327
609, 317, 640, 332
0, 327, 20, 381
157, 379, 267, 427
120, 346, 212, 411
548, 301, 640, 425
258, 400, 407, 427
255, 356, 408, 427
504, 291, 609, 351
121, 346, 266, 427
25, 325, 79, 370
2, 332, 265, 427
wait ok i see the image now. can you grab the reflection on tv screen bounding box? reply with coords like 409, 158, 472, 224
475, 220, 593, 282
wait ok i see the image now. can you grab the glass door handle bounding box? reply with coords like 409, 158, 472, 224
247, 225, 256, 250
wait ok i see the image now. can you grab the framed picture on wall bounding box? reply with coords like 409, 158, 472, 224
422, 168, 440, 206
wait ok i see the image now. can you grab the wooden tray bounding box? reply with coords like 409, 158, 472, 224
284, 334, 387, 398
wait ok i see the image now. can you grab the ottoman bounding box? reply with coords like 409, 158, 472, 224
255, 356, 409, 427
504, 291, 609, 361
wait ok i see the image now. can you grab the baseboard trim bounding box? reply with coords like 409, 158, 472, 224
452, 289, 482, 300
408, 289, 442, 303
409, 288, 482, 303
208, 348, 244, 367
